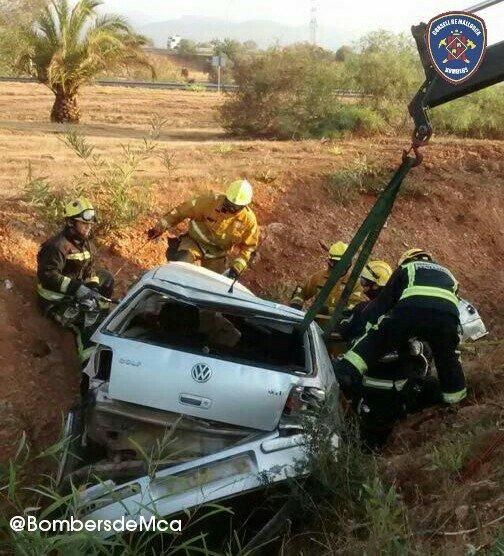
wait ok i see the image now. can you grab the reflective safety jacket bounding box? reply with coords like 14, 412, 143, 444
37, 227, 98, 302
290, 269, 365, 313
361, 260, 460, 326
158, 193, 259, 273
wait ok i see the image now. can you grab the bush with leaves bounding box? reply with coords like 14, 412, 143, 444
220, 44, 366, 139
208, 38, 258, 85
0, 0, 45, 74
325, 155, 391, 204
293, 393, 414, 554
430, 86, 504, 139
23, 118, 173, 235
346, 31, 423, 102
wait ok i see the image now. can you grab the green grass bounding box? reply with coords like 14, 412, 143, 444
0, 432, 234, 555
428, 433, 473, 475
325, 155, 390, 204
430, 86, 504, 140
291, 405, 415, 555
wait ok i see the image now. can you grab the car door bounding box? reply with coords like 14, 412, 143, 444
106, 336, 302, 431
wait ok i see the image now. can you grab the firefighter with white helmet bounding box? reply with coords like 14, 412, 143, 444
148, 180, 259, 278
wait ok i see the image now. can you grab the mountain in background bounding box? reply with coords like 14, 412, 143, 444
139, 15, 353, 50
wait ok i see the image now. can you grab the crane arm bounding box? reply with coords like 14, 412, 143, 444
408, 24, 504, 143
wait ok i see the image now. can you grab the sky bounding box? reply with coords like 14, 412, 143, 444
101, 0, 504, 45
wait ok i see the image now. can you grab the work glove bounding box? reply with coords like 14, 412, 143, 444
75, 285, 101, 312
147, 227, 163, 240
223, 268, 239, 280
76, 284, 101, 301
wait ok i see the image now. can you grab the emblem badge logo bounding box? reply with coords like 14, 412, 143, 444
426, 12, 487, 85
191, 363, 212, 383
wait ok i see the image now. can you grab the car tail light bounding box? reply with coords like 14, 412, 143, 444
284, 386, 304, 415
284, 386, 326, 415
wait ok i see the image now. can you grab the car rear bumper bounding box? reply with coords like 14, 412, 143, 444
74, 429, 325, 536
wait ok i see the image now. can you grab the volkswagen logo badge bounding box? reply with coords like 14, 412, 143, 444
191, 363, 212, 383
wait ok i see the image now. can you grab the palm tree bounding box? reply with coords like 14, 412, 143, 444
17, 0, 154, 123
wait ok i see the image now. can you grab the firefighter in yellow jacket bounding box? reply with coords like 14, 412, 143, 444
290, 241, 364, 313
290, 241, 365, 358
148, 180, 259, 278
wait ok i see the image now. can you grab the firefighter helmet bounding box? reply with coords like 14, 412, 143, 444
398, 248, 432, 266
64, 197, 96, 222
361, 260, 393, 287
328, 241, 348, 261
225, 180, 253, 206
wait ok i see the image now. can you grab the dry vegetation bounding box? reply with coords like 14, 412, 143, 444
0, 81, 504, 554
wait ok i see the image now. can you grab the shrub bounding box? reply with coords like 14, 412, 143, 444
208, 38, 258, 85
345, 30, 423, 102
22, 119, 173, 235
186, 83, 206, 92
176, 38, 198, 57
22, 165, 66, 230
325, 155, 390, 204
221, 33, 502, 141
315, 104, 387, 138
220, 44, 348, 139
428, 433, 473, 475
295, 405, 414, 555
430, 86, 504, 139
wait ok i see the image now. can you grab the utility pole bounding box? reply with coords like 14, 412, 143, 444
310, 0, 318, 46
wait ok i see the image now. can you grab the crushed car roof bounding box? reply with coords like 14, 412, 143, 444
136, 262, 305, 322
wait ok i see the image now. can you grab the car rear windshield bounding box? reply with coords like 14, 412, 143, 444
105, 288, 310, 373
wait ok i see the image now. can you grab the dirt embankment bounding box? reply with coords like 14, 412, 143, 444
1, 137, 503, 460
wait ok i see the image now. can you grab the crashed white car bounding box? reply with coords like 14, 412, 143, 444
60, 262, 337, 526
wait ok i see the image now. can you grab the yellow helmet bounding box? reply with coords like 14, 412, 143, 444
361, 260, 393, 287
328, 241, 348, 261
398, 248, 432, 266
64, 197, 96, 222
225, 179, 253, 206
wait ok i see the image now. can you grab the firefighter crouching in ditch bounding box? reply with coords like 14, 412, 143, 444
289, 241, 366, 356
338, 260, 393, 341
37, 198, 114, 367
333, 248, 466, 447
147, 179, 259, 279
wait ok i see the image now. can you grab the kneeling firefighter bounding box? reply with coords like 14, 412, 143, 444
333, 248, 465, 447
37, 198, 114, 366
290, 241, 365, 356
147, 180, 259, 279
339, 259, 393, 341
